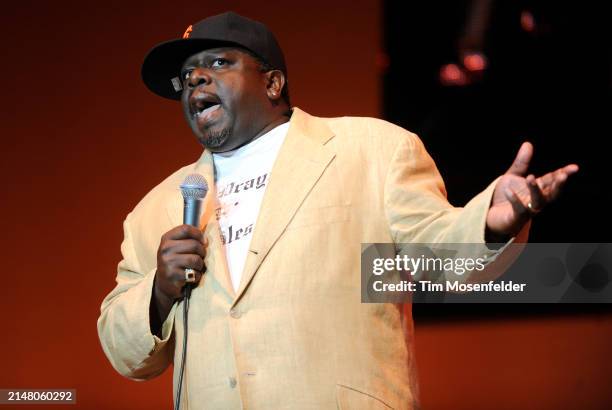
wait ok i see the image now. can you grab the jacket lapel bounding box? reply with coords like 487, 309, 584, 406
233, 107, 336, 303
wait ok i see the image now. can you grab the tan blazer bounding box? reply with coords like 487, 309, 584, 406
97, 107, 502, 409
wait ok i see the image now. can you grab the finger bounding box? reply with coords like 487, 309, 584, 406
160, 251, 204, 278
504, 187, 529, 217
167, 239, 206, 258
546, 170, 569, 202
159, 240, 203, 260
525, 174, 545, 211
162, 252, 205, 274
563, 163, 580, 175
178, 254, 205, 272
187, 254, 205, 272
168, 255, 205, 280
163, 225, 204, 243
535, 164, 577, 199
506, 141, 533, 176
536, 163, 579, 187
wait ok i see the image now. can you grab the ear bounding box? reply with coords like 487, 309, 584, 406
265, 70, 286, 102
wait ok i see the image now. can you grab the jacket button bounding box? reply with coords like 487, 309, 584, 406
230, 308, 242, 319
229, 376, 237, 388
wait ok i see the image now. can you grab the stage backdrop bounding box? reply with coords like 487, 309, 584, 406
0, 1, 610, 409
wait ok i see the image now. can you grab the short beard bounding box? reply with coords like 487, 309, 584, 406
199, 128, 232, 149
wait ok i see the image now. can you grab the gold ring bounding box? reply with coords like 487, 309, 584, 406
527, 202, 540, 214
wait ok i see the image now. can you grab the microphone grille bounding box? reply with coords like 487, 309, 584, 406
180, 173, 208, 200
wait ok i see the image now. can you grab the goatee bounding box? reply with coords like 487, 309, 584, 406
200, 128, 232, 148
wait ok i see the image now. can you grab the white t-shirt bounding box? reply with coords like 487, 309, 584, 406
212, 122, 290, 292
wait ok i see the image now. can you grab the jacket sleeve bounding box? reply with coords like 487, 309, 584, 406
383, 129, 528, 267
97, 214, 178, 381
383, 130, 498, 244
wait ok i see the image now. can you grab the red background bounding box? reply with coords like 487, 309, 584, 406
1, 1, 610, 409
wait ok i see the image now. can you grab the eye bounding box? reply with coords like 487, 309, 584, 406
211, 58, 228, 68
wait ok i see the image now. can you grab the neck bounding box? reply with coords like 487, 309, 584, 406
246, 111, 291, 146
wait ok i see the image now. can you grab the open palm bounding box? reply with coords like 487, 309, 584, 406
486, 142, 579, 237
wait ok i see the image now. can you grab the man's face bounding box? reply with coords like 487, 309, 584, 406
180, 47, 274, 152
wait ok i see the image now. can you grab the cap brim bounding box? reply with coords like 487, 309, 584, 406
141, 38, 242, 100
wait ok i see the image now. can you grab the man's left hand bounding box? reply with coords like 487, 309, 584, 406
486, 141, 579, 238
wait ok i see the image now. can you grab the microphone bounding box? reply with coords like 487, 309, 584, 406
180, 173, 208, 227
176, 173, 208, 410
179, 173, 208, 293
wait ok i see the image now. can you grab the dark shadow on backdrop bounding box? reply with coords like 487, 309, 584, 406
382, 0, 611, 319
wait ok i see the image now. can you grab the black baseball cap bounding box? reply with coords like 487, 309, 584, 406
141, 11, 287, 100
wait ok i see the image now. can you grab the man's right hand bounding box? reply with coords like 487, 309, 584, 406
154, 224, 207, 302
150, 225, 207, 335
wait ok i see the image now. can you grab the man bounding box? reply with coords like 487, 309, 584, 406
97, 12, 578, 409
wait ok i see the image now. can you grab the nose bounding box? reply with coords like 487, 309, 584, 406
189, 67, 212, 88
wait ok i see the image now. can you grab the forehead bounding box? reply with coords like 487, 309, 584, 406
182, 47, 256, 66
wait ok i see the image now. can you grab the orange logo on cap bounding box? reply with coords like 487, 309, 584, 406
182, 25, 193, 39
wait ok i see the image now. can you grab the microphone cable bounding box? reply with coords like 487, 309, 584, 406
175, 284, 192, 410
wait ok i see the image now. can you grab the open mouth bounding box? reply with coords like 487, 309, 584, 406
195, 101, 221, 118
191, 94, 222, 119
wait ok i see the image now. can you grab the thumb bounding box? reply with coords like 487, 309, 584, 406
506, 141, 533, 176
